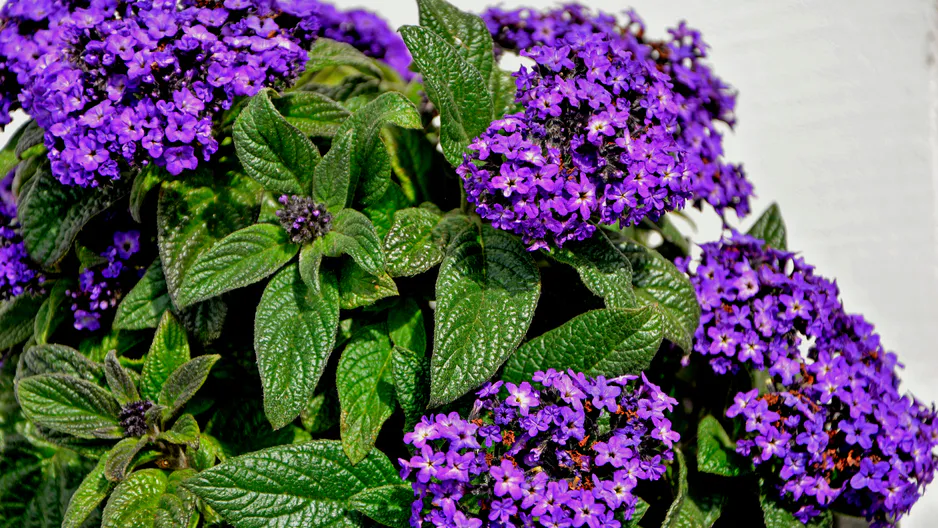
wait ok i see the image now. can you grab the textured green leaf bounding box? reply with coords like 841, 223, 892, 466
182, 440, 401, 528
298, 241, 324, 294
622, 497, 650, 528
62, 457, 115, 528
383, 128, 434, 202
130, 164, 168, 223
349, 484, 412, 528
176, 223, 298, 308
101, 469, 168, 528
320, 209, 385, 277
400, 25, 493, 167
432, 223, 539, 405
16, 343, 102, 382
552, 232, 638, 309
33, 279, 69, 344
385, 207, 444, 277
255, 264, 340, 430
157, 170, 262, 305
158, 355, 220, 418
337, 325, 396, 463
14, 119, 44, 160
669, 493, 725, 528
338, 260, 398, 310
313, 129, 353, 211
114, 259, 172, 331
305, 38, 385, 79
489, 67, 519, 119
620, 243, 699, 353
140, 312, 190, 402
104, 350, 139, 405
748, 203, 787, 250
362, 183, 410, 240
697, 416, 750, 477
177, 298, 227, 346
274, 91, 350, 137
16, 373, 121, 439
156, 414, 200, 449
391, 346, 429, 431
301, 391, 339, 436
153, 492, 196, 528
104, 437, 150, 483
503, 307, 663, 383
388, 298, 427, 355
761, 490, 832, 528
417, 0, 493, 80
18, 163, 129, 267
234, 88, 321, 195
663, 449, 689, 528
0, 293, 45, 349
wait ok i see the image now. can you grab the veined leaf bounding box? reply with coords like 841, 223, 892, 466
747, 202, 787, 250
551, 231, 638, 310
101, 469, 168, 528
274, 91, 350, 137
16, 373, 121, 439
338, 260, 398, 310
320, 209, 385, 278
114, 259, 172, 331
385, 207, 444, 277
158, 355, 220, 419
140, 312, 190, 402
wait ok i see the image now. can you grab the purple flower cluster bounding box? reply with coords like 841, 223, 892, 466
677, 232, 840, 380
317, 3, 412, 79
275, 194, 333, 244
119, 399, 154, 437
684, 233, 938, 525
0, 170, 45, 300
67, 230, 143, 331
400, 370, 679, 527
481, 4, 752, 218
458, 30, 692, 250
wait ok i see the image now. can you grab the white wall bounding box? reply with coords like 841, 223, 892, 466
2, 0, 936, 524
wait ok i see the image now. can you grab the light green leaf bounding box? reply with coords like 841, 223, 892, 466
400, 25, 493, 167
255, 264, 340, 430
158, 355, 220, 419
338, 260, 398, 310
104, 350, 139, 405
305, 38, 385, 79
761, 490, 832, 528
182, 440, 401, 528
385, 207, 444, 277
274, 91, 350, 137
312, 129, 353, 211
140, 312, 190, 402
383, 128, 434, 202
748, 203, 787, 250
502, 307, 663, 383
431, 223, 539, 405
298, 242, 324, 295
620, 243, 699, 353
114, 259, 172, 331
551, 231, 638, 309
62, 457, 115, 528
416, 0, 494, 82
101, 469, 168, 528
320, 209, 385, 277
176, 223, 298, 308
348, 484, 412, 528
234, 88, 321, 195
697, 416, 750, 477
16, 373, 121, 439
156, 414, 200, 449
337, 325, 396, 464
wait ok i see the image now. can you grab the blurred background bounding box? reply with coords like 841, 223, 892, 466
1, 0, 936, 524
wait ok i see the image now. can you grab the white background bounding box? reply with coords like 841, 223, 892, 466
2, 0, 936, 525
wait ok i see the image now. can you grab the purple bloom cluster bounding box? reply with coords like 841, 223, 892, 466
67, 230, 143, 331
119, 399, 154, 437
481, 4, 752, 218
275, 194, 333, 244
0, 170, 45, 300
684, 233, 938, 525
400, 370, 679, 527
317, 3, 412, 79
677, 232, 840, 380
458, 30, 692, 250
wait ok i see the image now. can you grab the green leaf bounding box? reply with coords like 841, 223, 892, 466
622, 497, 649, 528
255, 264, 340, 430
761, 490, 832, 528
388, 298, 427, 355
140, 312, 190, 402
489, 67, 519, 119
312, 129, 353, 211
298, 242, 324, 295
349, 484, 412, 528
431, 223, 539, 405
15, 120, 45, 160
301, 391, 339, 436
551, 231, 638, 310
16, 373, 121, 439
156, 414, 200, 449
664, 449, 689, 527
337, 325, 396, 464
234, 88, 321, 195
182, 440, 401, 528
502, 307, 663, 384
158, 355, 220, 419
33, 279, 70, 344
101, 469, 168, 528
620, 243, 699, 353
157, 170, 263, 306
104, 350, 139, 405
0, 119, 31, 177
18, 164, 129, 267
320, 209, 385, 277
385, 207, 444, 277
0, 293, 45, 349
748, 203, 787, 250
274, 91, 350, 137
362, 183, 410, 240
338, 260, 399, 310
400, 25, 493, 167
383, 128, 434, 202
391, 346, 429, 431
154, 492, 197, 528
104, 437, 150, 483
305, 38, 385, 79
176, 223, 299, 308
697, 416, 750, 477
177, 298, 227, 346
114, 259, 172, 331
130, 164, 168, 223
62, 457, 115, 528
417, 0, 493, 82
16, 343, 103, 382
650, 215, 691, 255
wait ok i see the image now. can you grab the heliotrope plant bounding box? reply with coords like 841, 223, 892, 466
0, 1, 932, 527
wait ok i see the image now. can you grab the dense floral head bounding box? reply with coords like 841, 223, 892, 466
275, 195, 333, 244
400, 369, 679, 527
119, 399, 154, 437
67, 230, 144, 331
459, 30, 692, 250
480, 4, 752, 218
0, 170, 45, 300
